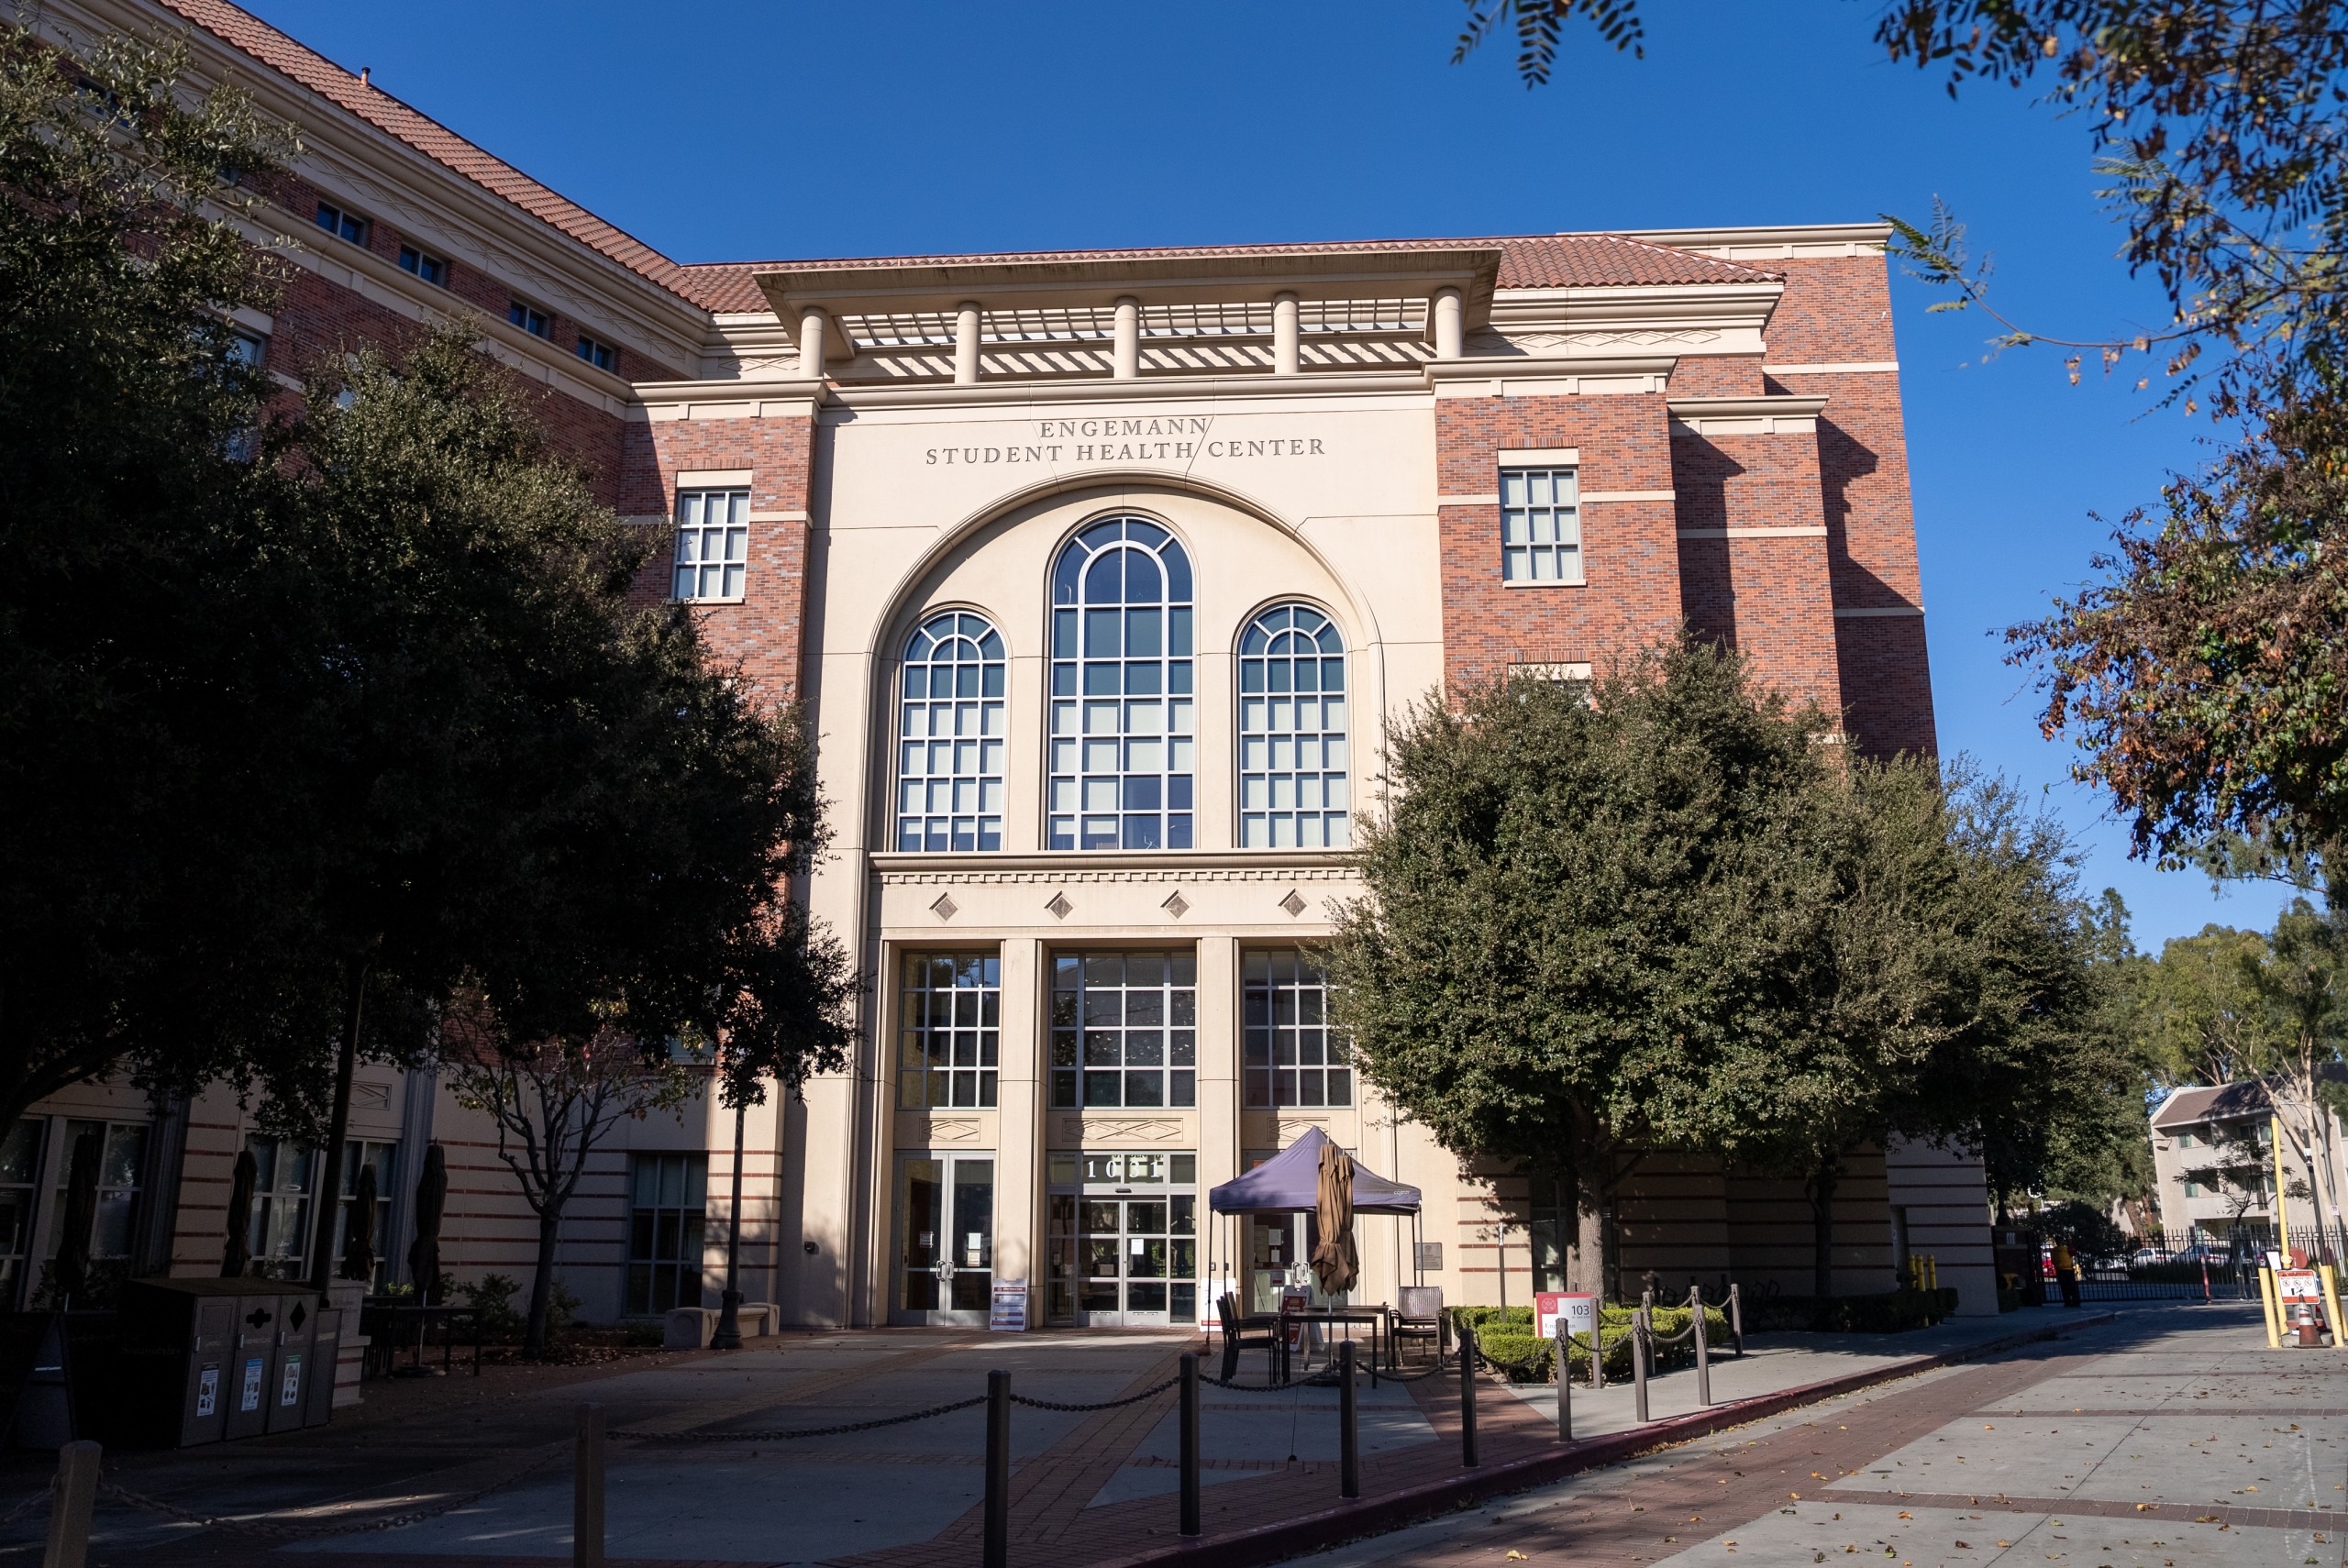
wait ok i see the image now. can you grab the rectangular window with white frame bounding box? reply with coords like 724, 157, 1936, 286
673, 489, 748, 602
1500, 465, 1582, 584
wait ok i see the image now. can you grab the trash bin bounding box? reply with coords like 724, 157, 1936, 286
116, 1278, 330, 1447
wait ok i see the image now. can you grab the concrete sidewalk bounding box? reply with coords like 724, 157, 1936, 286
0, 1306, 2165, 1565
1291, 1300, 2336, 1568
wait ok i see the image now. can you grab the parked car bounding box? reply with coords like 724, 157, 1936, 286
2130, 1246, 2170, 1266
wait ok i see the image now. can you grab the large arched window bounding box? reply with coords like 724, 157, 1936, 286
1048, 519, 1193, 850
897, 612, 1006, 852
1237, 604, 1348, 848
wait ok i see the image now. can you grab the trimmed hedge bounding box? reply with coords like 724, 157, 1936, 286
1452, 1303, 1732, 1384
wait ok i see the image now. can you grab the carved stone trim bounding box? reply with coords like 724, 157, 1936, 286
879, 866, 1356, 888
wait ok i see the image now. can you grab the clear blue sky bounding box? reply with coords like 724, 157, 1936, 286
240, 0, 2299, 952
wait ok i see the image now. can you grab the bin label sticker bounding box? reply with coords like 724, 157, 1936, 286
195, 1364, 219, 1419
239, 1356, 265, 1412
280, 1353, 303, 1407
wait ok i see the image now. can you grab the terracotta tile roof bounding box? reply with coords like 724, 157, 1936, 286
672, 233, 1780, 315
157, 0, 691, 297
157, 3, 1778, 319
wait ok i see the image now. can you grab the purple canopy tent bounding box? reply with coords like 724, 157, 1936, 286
1207, 1126, 1421, 1215
1203, 1127, 1423, 1324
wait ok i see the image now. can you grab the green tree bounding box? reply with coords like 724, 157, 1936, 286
2138, 924, 2273, 1087
1325, 641, 1837, 1301
2244, 900, 2348, 1246
258, 327, 828, 1292
0, 23, 331, 1129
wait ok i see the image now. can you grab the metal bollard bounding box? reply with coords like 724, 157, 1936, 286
572, 1404, 604, 1568
1458, 1322, 1479, 1468
984, 1371, 1011, 1568
43, 1439, 100, 1568
1179, 1353, 1201, 1536
1632, 1307, 1650, 1424
1729, 1282, 1745, 1357
1554, 1320, 1571, 1441
1692, 1286, 1711, 1408
1338, 1340, 1360, 1498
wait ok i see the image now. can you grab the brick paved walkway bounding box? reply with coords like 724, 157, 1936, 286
0, 1308, 2299, 1567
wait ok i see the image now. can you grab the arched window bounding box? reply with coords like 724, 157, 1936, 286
897, 612, 1006, 852
1237, 604, 1348, 848
1048, 519, 1193, 850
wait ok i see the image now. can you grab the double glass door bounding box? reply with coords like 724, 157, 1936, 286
1047, 1153, 1197, 1327
894, 1153, 994, 1325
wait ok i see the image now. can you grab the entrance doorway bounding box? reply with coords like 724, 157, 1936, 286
892, 1153, 994, 1326
1045, 1152, 1196, 1327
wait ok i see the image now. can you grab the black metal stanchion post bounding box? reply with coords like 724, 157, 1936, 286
984, 1371, 1011, 1568
1338, 1340, 1360, 1498
1179, 1353, 1201, 1538
1554, 1320, 1571, 1441
45, 1440, 100, 1568
573, 1403, 604, 1568
1459, 1323, 1479, 1468
1729, 1281, 1744, 1357
1632, 1308, 1649, 1424
1692, 1286, 1711, 1408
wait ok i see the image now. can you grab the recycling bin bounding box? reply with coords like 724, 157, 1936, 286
116, 1278, 331, 1447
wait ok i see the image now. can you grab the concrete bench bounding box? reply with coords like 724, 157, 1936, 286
664, 1303, 781, 1349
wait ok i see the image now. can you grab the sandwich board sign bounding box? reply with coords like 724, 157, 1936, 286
990, 1279, 1028, 1331
2277, 1269, 2323, 1304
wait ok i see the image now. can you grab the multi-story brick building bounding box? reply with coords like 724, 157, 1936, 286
16, 0, 1996, 1335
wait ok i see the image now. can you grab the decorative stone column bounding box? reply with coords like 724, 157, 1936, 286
1113, 296, 1141, 380
1432, 288, 1463, 360
798, 306, 829, 379
954, 301, 981, 385
1272, 292, 1300, 375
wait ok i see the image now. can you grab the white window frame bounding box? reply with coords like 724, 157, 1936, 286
1236, 604, 1350, 849
397, 245, 447, 285
1047, 518, 1196, 852
898, 953, 1002, 1108
576, 334, 617, 371
508, 299, 552, 339
896, 611, 1007, 852
673, 489, 748, 603
1499, 464, 1584, 585
313, 200, 368, 246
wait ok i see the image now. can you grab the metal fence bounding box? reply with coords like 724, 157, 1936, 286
2016, 1225, 2337, 1303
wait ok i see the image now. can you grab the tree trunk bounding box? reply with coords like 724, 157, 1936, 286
1807, 1159, 1840, 1331
1573, 1165, 1607, 1297
525, 1203, 562, 1357
308, 955, 367, 1293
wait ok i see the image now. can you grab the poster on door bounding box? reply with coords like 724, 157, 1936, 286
195, 1364, 219, 1419
1536, 1292, 1598, 1344
990, 1280, 1028, 1331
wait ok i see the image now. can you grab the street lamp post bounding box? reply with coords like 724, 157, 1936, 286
713, 1096, 748, 1351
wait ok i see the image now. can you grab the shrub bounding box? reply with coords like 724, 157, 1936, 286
1459, 1303, 1731, 1383
458, 1274, 525, 1341
1743, 1287, 1950, 1334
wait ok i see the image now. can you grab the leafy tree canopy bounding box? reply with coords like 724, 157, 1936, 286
0, 23, 324, 1128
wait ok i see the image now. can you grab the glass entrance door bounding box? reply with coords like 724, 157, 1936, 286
893, 1153, 994, 1326
1046, 1152, 1196, 1327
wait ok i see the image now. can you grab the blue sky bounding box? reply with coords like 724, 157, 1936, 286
239, 0, 2298, 951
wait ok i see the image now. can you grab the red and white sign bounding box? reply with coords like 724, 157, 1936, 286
1536, 1292, 1598, 1343
2277, 1269, 2324, 1303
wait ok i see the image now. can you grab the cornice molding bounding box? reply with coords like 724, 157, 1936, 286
45, 0, 713, 373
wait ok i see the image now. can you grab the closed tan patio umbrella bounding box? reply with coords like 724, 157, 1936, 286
1311, 1141, 1357, 1296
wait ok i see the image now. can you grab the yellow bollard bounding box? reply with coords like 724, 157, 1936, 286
2260, 1265, 2283, 1349
2322, 1264, 2345, 1352
1927, 1254, 1939, 1291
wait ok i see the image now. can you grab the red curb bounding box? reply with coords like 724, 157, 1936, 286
1089, 1310, 2121, 1568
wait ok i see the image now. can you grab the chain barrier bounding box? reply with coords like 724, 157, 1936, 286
96, 1449, 562, 1540
1008, 1376, 1180, 1412
0, 1487, 48, 1527
613, 1393, 989, 1444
